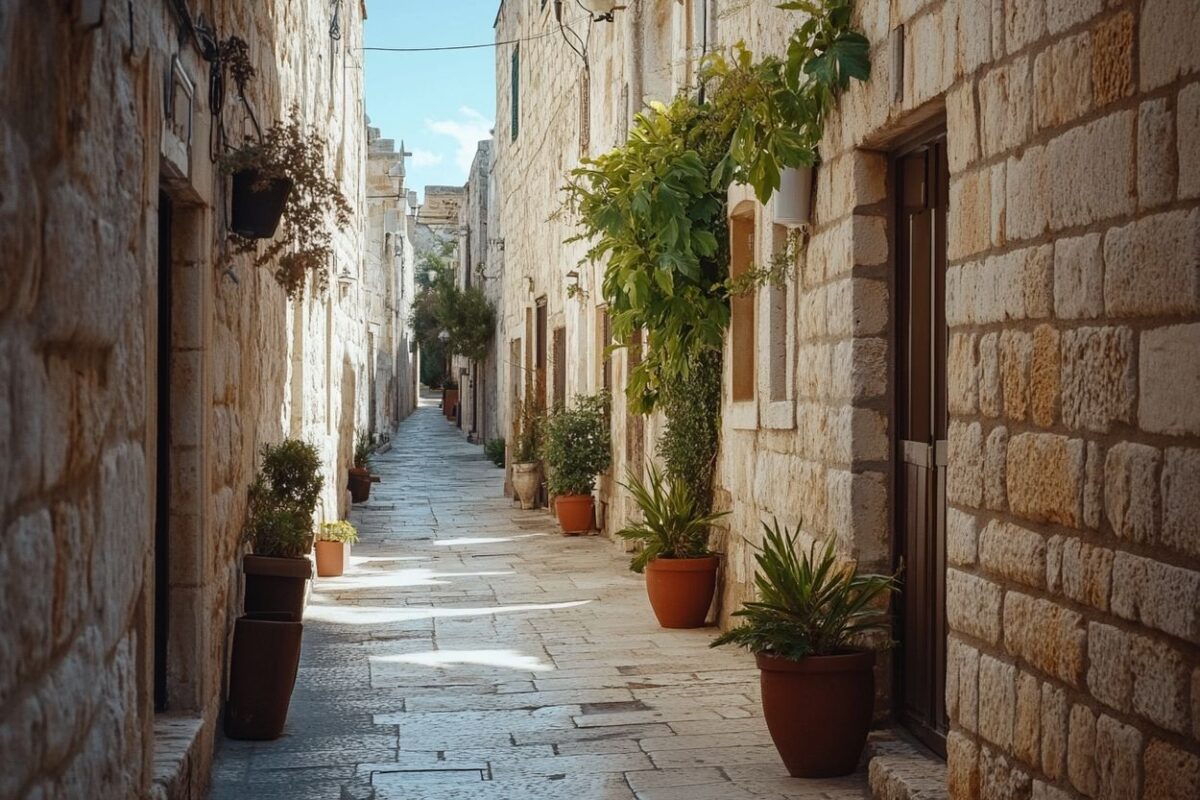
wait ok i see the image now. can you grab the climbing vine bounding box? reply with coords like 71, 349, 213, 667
562, 0, 870, 414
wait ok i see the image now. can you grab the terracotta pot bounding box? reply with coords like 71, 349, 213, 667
756, 650, 876, 778
555, 494, 594, 535
443, 388, 459, 420
224, 613, 303, 740
348, 466, 371, 503
644, 556, 719, 628
243, 554, 312, 621
511, 462, 541, 510
314, 540, 348, 577
230, 169, 293, 239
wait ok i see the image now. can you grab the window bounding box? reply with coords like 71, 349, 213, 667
729, 203, 756, 402
510, 46, 520, 141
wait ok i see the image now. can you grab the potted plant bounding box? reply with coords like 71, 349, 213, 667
349, 433, 373, 503
225, 610, 303, 740
712, 520, 897, 778
484, 437, 506, 468
315, 520, 358, 578
618, 464, 728, 628
510, 398, 542, 510
443, 377, 459, 421
541, 393, 611, 535
241, 438, 324, 621
220, 104, 352, 298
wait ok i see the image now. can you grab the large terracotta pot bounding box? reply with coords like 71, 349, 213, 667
756, 650, 876, 777
644, 556, 718, 628
348, 467, 371, 503
224, 613, 303, 740
511, 462, 541, 509
315, 540, 348, 577
555, 494, 594, 535
243, 554, 312, 621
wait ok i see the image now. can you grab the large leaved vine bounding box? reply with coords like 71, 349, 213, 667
563, 0, 870, 415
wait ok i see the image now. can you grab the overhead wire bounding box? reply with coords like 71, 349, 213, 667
361, 15, 589, 53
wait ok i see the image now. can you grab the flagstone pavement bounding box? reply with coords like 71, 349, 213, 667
208, 395, 871, 800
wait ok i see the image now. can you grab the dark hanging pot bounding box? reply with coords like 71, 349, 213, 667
224, 613, 304, 740
348, 466, 372, 503
644, 556, 718, 628
230, 169, 293, 239
242, 554, 312, 621
756, 650, 876, 778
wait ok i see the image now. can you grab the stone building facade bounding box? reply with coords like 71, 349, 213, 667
455, 139, 504, 445
365, 125, 419, 436
0, 1, 371, 798
492, 1, 1200, 798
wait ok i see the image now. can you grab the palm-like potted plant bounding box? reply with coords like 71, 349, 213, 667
541, 393, 611, 534
712, 520, 897, 778
242, 439, 324, 620
618, 464, 728, 628
510, 398, 542, 510
348, 433, 373, 503
315, 520, 358, 578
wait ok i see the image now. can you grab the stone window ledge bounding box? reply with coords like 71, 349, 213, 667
151, 713, 207, 800
867, 728, 947, 800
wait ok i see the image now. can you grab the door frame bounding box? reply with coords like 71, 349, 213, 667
890, 120, 950, 757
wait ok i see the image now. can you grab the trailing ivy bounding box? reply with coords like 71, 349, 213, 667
562, 1, 870, 413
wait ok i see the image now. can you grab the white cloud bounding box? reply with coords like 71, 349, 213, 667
410, 148, 444, 167
425, 106, 493, 173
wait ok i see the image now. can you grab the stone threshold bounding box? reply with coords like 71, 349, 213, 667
151, 713, 208, 800
867, 728, 948, 800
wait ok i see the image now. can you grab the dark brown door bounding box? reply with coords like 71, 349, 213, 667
154, 190, 172, 712
535, 301, 548, 412
894, 135, 949, 755
553, 326, 566, 408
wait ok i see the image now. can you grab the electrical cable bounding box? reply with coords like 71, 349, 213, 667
361, 15, 588, 53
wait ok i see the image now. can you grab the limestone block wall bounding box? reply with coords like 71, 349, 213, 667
494, 0, 1200, 796
0, 1, 369, 798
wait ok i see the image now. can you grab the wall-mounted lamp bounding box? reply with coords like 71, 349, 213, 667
524, 276, 535, 294
565, 269, 580, 286
437, 329, 451, 344
488, 237, 506, 252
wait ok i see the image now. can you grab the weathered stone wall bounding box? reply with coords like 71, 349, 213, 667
494, 0, 1200, 797
365, 126, 418, 436
0, 1, 369, 797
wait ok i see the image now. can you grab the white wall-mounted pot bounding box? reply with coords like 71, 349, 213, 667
773, 166, 814, 226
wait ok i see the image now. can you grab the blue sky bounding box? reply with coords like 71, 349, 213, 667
364, 1, 498, 201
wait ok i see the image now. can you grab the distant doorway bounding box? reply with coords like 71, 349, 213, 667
154, 190, 172, 712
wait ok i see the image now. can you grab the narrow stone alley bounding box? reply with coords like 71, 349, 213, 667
208, 394, 871, 800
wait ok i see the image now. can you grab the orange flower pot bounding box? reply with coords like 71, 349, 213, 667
315, 540, 348, 577
555, 494, 594, 535
644, 556, 718, 628
756, 650, 875, 777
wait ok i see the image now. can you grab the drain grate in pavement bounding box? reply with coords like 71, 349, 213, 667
371, 768, 490, 786
579, 700, 650, 715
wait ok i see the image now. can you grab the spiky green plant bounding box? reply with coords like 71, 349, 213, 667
483, 437, 506, 468
712, 519, 897, 659
617, 464, 728, 573
353, 433, 373, 471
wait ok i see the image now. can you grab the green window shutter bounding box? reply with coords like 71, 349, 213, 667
511, 45, 520, 141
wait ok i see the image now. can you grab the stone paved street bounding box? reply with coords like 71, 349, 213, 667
209, 396, 870, 800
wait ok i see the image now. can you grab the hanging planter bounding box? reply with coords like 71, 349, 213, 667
230, 169, 293, 239
773, 166, 814, 226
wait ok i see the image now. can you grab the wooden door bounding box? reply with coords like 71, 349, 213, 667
154, 190, 172, 712
553, 326, 566, 409
894, 135, 949, 755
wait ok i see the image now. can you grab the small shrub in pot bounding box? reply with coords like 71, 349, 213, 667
509, 398, 543, 510
541, 393, 611, 534
712, 520, 896, 778
348, 433, 373, 503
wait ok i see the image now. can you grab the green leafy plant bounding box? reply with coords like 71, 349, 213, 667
221, 104, 352, 299
712, 520, 897, 660
511, 397, 542, 464
317, 520, 359, 544
484, 437, 506, 468
409, 236, 496, 366
244, 439, 324, 558
353, 433, 373, 471
562, 1, 870, 412
658, 351, 722, 511
541, 393, 612, 496
617, 463, 728, 573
